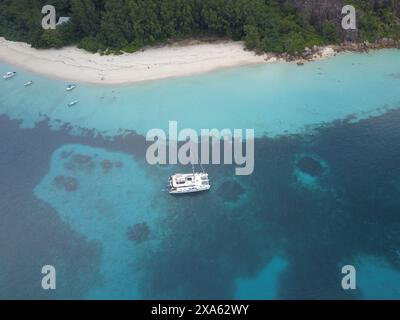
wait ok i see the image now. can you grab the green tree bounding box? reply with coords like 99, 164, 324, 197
0, 0, 399, 54
321, 21, 339, 43
244, 24, 261, 50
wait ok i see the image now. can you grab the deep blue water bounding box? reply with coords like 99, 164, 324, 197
1, 50, 400, 299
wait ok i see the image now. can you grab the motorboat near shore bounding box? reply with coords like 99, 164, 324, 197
3, 71, 16, 80
66, 84, 76, 91
24, 81, 33, 87
68, 100, 78, 107
169, 172, 211, 194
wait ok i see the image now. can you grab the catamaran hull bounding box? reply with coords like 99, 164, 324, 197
169, 186, 210, 195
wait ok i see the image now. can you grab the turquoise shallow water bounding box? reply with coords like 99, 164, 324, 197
1, 49, 400, 299
1, 49, 400, 137
357, 256, 400, 299
33, 144, 166, 299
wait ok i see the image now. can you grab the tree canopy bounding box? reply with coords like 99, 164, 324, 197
0, 0, 399, 54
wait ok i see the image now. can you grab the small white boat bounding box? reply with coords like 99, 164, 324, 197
68, 100, 78, 107
24, 81, 33, 87
3, 72, 17, 80
66, 84, 76, 91
169, 172, 211, 195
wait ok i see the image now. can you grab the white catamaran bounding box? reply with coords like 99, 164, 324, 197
169, 163, 210, 195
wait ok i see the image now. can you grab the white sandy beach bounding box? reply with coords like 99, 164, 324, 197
0, 37, 336, 85
0, 37, 270, 85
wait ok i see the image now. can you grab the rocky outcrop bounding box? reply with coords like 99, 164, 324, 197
285, 0, 400, 19
287, 0, 343, 20
334, 38, 400, 52
281, 0, 400, 41
266, 38, 400, 66
282, 0, 354, 40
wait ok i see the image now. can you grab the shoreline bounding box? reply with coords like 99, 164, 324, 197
0, 37, 399, 85
0, 38, 269, 85
0, 37, 337, 85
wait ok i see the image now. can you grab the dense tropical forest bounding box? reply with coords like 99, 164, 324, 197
0, 0, 399, 54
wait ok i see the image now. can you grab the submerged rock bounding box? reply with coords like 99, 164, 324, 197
127, 223, 150, 243
115, 161, 124, 168
217, 180, 245, 203
390, 73, 400, 80
64, 154, 95, 172
101, 160, 113, 173
297, 156, 324, 177
53, 176, 79, 192
72, 154, 92, 165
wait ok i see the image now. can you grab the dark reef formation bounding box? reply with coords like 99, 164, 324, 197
296, 156, 324, 177
390, 73, 400, 80
64, 154, 95, 172
127, 223, 151, 244
101, 160, 113, 173
115, 161, 124, 169
53, 175, 79, 192
61, 150, 125, 175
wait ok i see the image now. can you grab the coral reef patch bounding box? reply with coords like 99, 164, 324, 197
53, 176, 79, 192
127, 223, 151, 244
64, 154, 95, 172
297, 156, 324, 177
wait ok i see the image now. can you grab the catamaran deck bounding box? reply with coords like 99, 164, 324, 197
169, 173, 210, 194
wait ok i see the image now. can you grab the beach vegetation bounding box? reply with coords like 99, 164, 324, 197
0, 0, 399, 54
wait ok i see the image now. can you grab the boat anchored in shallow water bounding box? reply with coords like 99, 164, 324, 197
66, 84, 76, 91
24, 81, 33, 87
3, 71, 16, 80
68, 100, 78, 107
169, 172, 211, 194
